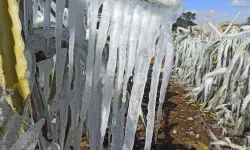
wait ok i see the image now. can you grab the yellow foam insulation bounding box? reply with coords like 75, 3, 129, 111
0, 0, 30, 114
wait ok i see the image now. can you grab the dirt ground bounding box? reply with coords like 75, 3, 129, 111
134, 83, 222, 150
81, 83, 223, 150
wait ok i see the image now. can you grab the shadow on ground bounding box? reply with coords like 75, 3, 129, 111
152, 91, 196, 150
133, 83, 197, 150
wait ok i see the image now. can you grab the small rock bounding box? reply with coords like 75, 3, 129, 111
172, 130, 177, 134
195, 134, 200, 139
188, 131, 195, 136
187, 117, 194, 121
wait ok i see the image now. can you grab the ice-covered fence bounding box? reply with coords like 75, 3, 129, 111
78, 0, 183, 150
0, 0, 182, 150
38, 0, 183, 149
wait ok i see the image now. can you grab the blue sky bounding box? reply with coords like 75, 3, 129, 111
182, 0, 250, 24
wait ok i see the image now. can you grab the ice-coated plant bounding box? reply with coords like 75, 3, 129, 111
173, 14, 250, 137
0, 0, 183, 150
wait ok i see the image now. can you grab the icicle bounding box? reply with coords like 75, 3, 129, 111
89, 2, 113, 146
87, 79, 103, 150
44, 0, 51, 56
123, 6, 154, 150
119, 96, 129, 148
110, 3, 133, 150
91, 0, 113, 106
76, 0, 100, 149
75, 0, 87, 44
72, 55, 81, 123
110, 108, 123, 150
67, 0, 76, 96
144, 14, 162, 150
155, 24, 174, 142
117, 8, 142, 148
85, 1, 113, 149
120, 4, 141, 124
74, 0, 87, 120
80, 0, 100, 122
99, 0, 124, 148
59, 90, 69, 150
53, 48, 68, 149
55, 0, 66, 98
62, 0, 77, 145
71, 0, 88, 148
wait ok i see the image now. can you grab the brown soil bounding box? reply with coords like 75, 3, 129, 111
81, 84, 222, 150
134, 84, 222, 150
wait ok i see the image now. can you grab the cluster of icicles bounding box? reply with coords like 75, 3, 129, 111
10, 0, 182, 150
74, 0, 181, 149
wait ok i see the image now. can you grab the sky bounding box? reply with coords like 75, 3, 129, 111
182, 0, 250, 24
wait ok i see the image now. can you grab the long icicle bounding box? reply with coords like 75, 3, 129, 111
63, 0, 77, 148
55, 0, 67, 146
123, 5, 154, 150
67, 0, 76, 95
144, 13, 162, 150
72, 0, 88, 148
99, 0, 124, 148
155, 24, 174, 143
76, 0, 101, 150
119, 3, 141, 148
44, 0, 51, 55
79, 0, 100, 123
89, 0, 113, 149
120, 4, 140, 119
55, 0, 66, 98
110, 3, 133, 150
